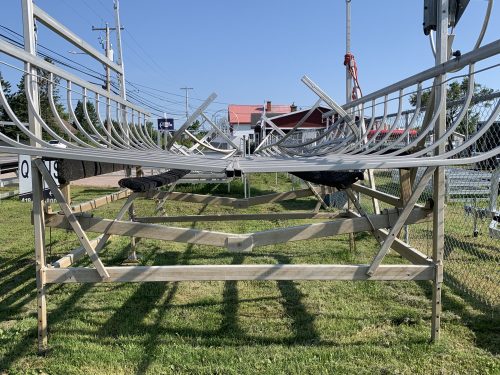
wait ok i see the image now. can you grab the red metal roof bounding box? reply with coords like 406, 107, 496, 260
228, 104, 292, 125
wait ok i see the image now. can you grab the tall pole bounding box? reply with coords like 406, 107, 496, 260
345, 0, 356, 252
181, 87, 194, 119
91, 23, 112, 94
92, 23, 115, 137
345, 0, 352, 104
431, 0, 448, 342
114, 0, 126, 100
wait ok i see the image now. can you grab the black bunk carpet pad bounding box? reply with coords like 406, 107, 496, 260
118, 169, 190, 192
49, 159, 126, 185
291, 170, 364, 190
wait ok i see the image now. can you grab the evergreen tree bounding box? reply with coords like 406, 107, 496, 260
0, 72, 12, 121
74, 100, 102, 136
6, 58, 69, 141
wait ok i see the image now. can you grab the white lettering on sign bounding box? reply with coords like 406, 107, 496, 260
18, 155, 59, 202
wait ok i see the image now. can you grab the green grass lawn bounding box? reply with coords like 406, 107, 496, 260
0, 174, 498, 374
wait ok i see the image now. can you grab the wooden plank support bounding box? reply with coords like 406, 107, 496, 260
351, 182, 401, 207
31, 160, 48, 352
46, 214, 233, 247
367, 167, 436, 276
345, 188, 384, 243
46, 207, 431, 249
348, 210, 431, 265
46, 189, 132, 214
35, 160, 110, 279
0, 190, 19, 200
134, 212, 344, 223
147, 191, 238, 206
367, 169, 380, 214
243, 187, 327, 208
399, 168, 414, 239
399, 168, 413, 206
52, 234, 105, 268
50, 193, 138, 268
45, 264, 435, 283
304, 181, 329, 210
251, 207, 430, 247
148, 187, 325, 209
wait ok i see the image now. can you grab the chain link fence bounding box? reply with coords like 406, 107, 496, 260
357, 91, 499, 311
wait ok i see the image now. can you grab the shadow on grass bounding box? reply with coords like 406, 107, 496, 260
417, 279, 499, 355
444, 233, 499, 261
0, 239, 131, 370
275, 253, 320, 344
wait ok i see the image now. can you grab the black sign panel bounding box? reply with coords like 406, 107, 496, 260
158, 118, 174, 131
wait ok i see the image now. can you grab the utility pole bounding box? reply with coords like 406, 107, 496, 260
345, 0, 352, 104
345, 0, 356, 253
92, 23, 125, 93
180, 87, 194, 119
92, 22, 123, 137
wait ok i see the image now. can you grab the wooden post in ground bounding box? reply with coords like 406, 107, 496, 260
61, 183, 71, 205
32, 161, 48, 353
399, 168, 412, 239
128, 166, 143, 262
431, 0, 448, 342
22, 0, 48, 352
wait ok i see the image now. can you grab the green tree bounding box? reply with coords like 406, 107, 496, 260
409, 77, 494, 135
6, 58, 69, 141
74, 100, 103, 137
188, 119, 201, 132
0, 71, 21, 141
0, 71, 12, 121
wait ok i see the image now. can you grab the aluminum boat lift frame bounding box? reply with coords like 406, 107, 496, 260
0, 0, 498, 352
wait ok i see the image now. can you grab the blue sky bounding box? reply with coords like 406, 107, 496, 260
0, 0, 499, 119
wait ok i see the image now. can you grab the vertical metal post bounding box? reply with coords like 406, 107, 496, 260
104, 24, 112, 138
114, 0, 128, 143
181, 87, 194, 119
114, 0, 126, 100
345, 0, 352, 102
22, 0, 47, 352
431, 0, 448, 342
345, 0, 356, 251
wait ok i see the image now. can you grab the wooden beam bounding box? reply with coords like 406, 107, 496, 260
148, 191, 238, 206
45, 264, 435, 283
149, 188, 324, 209
46, 207, 431, 249
367, 167, 436, 276
243, 187, 324, 208
348, 210, 432, 265
251, 207, 431, 247
46, 189, 132, 214
134, 212, 344, 223
351, 183, 401, 207
399, 168, 413, 206
46, 215, 233, 247
367, 169, 380, 214
35, 160, 110, 279
52, 234, 105, 268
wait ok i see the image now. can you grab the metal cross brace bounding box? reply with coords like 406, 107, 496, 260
166, 93, 217, 150
301, 75, 360, 139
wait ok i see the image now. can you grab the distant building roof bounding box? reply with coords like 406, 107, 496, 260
265, 106, 332, 129
228, 102, 292, 125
